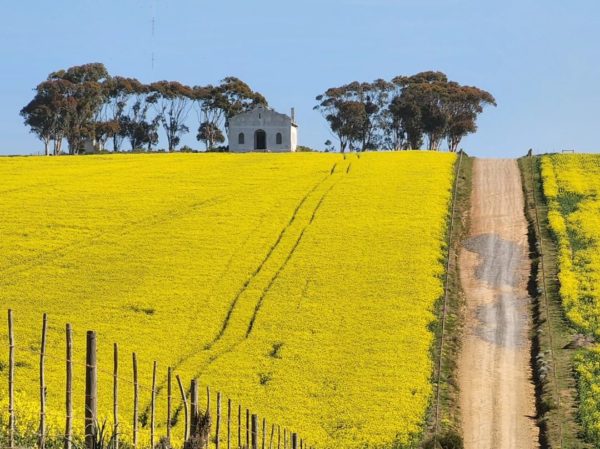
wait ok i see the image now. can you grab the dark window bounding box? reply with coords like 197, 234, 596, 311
276, 133, 283, 145
238, 133, 245, 145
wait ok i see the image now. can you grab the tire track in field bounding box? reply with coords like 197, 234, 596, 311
204, 166, 337, 350
245, 181, 338, 337
194, 162, 348, 372
165, 163, 341, 376
144, 158, 355, 422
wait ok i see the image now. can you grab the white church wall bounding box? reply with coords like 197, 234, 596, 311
228, 107, 297, 153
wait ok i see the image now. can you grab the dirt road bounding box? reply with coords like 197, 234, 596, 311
458, 159, 539, 449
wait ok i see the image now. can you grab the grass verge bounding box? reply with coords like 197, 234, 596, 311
423, 152, 473, 448
519, 155, 592, 449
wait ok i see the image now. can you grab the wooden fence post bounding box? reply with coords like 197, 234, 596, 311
246, 409, 250, 449
262, 418, 266, 449
190, 379, 199, 432
237, 404, 242, 449
85, 331, 97, 449
251, 414, 258, 449
283, 429, 287, 449
269, 424, 275, 449
227, 398, 231, 449
113, 343, 119, 449
132, 352, 138, 449
206, 385, 211, 418
167, 367, 172, 442
65, 324, 73, 449
176, 375, 189, 442
151, 361, 157, 449
277, 426, 280, 449
39, 313, 47, 449
291, 433, 298, 449
216, 391, 221, 449
8, 310, 15, 449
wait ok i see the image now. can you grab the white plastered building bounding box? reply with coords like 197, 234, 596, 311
228, 106, 298, 152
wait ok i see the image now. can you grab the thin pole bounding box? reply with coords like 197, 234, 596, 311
238, 404, 242, 449
190, 379, 199, 432
246, 409, 250, 449
283, 429, 287, 449
8, 310, 15, 449
277, 426, 280, 449
262, 418, 266, 449
227, 398, 231, 449
151, 361, 157, 449
291, 433, 298, 449
65, 324, 73, 449
269, 424, 275, 449
39, 313, 47, 449
216, 392, 221, 449
176, 374, 189, 442
206, 385, 211, 417
132, 353, 138, 449
113, 343, 119, 449
167, 367, 172, 442
251, 414, 258, 449
85, 331, 97, 449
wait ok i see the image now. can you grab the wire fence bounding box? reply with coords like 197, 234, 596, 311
2, 310, 315, 449
432, 149, 464, 442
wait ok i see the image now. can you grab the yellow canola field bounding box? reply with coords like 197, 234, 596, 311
0, 152, 456, 449
541, 154, 600, 445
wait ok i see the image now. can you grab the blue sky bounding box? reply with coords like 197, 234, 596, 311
1, 0, 599, 157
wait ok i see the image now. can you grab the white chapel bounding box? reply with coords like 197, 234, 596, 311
228, 106, 298, 152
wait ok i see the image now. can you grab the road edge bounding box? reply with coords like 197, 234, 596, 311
518, 155, 591, 449
423, 152, 473, 448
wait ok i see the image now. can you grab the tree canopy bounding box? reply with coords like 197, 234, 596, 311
315, 71, 496, 152
21, 64, 268, 154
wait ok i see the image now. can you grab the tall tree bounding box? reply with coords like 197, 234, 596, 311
47, 63, 110, 153
149, 81, 193, 151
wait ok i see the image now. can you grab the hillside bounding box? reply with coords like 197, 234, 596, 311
0, 152, 456, 449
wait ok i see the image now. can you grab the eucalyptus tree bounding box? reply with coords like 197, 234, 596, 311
149, 81, 194, 151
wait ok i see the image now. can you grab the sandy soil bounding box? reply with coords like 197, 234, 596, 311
458, 159, 539, 449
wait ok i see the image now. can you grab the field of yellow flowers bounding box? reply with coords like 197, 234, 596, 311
0, 152, 456, 449
541, 154, 600, 445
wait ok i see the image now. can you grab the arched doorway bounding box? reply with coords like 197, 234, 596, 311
254, 129, 267, 151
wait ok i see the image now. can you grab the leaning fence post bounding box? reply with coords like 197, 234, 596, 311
251, 414, 258, 449
65, 324, 73, 449
262, 418, 266, 449
216, 391, 221, 449
113, 343, 119, 449
167, 367, 172, 442
85, 331, 97, 449
269, 424, 275, 449
151, 361, 157, 449
132, 352, 138, 449
8, 310, 15, 449
39, 313, 47, 449
291, 433, 298, 449
176, 374, 189, 442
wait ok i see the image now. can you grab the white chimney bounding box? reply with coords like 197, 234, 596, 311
291, 107, 296, 124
